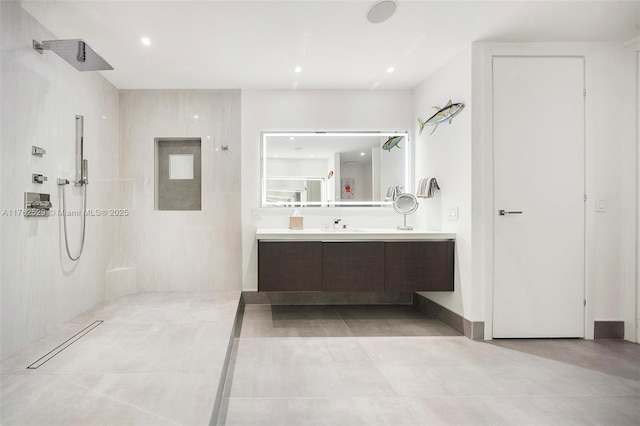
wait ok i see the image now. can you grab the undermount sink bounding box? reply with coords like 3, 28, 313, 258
320, 227, 367, 232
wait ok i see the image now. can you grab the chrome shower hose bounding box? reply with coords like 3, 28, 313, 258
61, 184, 87, 261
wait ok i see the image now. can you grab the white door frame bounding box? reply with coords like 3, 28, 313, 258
636, 45, 640, 343
473, 44, 594, 340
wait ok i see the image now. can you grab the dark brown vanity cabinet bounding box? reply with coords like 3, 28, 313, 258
258, 240, 454, 292
258, 241, 323, 291
323, 242, 385, 291
384, 241, 455, 292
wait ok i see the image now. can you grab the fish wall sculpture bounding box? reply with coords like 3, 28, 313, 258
418, 100, 465, 135
382, 135, 404, 152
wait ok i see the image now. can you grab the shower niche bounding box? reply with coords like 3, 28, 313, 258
155, 138, 202, 211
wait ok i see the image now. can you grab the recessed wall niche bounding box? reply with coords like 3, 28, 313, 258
155, 138, 202, 211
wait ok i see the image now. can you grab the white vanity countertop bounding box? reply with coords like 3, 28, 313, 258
256, 228, 456, 241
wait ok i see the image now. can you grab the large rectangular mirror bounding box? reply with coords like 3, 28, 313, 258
261, 131, 410, 207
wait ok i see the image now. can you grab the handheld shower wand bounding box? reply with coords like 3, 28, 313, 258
59, 115, 88, 261
75, 115, 88, 186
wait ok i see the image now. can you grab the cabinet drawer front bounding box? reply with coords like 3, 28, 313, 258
322, 242, 384, 292
415, 241, 454, 291
384, 241, 454, 291
258, 241, 323, 291
384, 242, 418, 291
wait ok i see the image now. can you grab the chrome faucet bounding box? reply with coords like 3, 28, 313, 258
333, 218, 342, 229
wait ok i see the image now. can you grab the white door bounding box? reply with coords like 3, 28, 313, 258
493, 56, 585, 338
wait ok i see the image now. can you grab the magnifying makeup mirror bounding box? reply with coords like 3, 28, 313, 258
393, 193, 419, 230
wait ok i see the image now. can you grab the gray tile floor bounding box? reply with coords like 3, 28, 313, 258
1, 292, 241, 426
220, 306, 640, 426
239, 305, 461, 338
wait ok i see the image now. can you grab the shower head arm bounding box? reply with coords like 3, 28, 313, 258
32, 40, 44, 54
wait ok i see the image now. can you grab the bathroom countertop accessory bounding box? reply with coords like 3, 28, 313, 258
289, 209, 303, 230
394, 193, 419, 230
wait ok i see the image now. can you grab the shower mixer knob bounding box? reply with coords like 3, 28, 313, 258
32, 174, 48, 184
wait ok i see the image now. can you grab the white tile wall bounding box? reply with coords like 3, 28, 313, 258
119, 90, 241, 293
1, 2, 120, 358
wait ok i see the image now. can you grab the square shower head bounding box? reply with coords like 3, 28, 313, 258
33, 39, 113, 71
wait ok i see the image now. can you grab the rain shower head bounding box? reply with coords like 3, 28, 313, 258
33, 39, 113, 71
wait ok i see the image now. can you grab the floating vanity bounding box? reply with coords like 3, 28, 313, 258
256, 229, 456, 293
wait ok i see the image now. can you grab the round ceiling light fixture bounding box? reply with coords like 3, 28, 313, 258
366, 0, 397, 24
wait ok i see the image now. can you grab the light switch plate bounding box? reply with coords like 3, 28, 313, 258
447, 207, 459, 221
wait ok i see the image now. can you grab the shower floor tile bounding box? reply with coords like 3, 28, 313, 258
0, 291, 240, 426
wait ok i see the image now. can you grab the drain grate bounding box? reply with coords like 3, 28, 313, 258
27, 320, 103, 369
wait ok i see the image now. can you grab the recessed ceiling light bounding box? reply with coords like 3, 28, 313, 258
387, 67, 395, 73
366, 0, 397, 24
360, 152, 365, 156
294, 66, 302, 73
194, 115, 199, 119
290, 137, 295, 140
141, 37, 151, 46
310, 155, 314, 158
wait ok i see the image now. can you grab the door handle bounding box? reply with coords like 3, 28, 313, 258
499, 210, 523, 216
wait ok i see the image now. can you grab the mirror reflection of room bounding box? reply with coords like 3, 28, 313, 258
262, 132, 408, 207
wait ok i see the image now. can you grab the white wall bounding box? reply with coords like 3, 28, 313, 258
413, 47, 474, 319
589, 44, 637, 341
119, 90, 241, 293
241, 90, 413, 291
472, 42, 638, 340
1, 2, 120, 358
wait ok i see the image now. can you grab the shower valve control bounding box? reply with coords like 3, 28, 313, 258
24, 192, 52, 216
31, 146, 46, 157
32, 174, 48, 184
28, 200, 52, 209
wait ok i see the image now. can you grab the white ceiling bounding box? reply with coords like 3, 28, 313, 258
22, 1, 640, 90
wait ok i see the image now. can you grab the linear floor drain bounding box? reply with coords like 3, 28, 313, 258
27, 320, 103, 369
